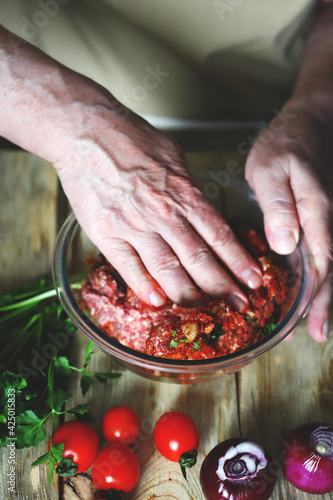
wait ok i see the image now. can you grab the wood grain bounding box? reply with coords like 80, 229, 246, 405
62, 333, 239, 500
238, 326, 333, 500
0, 151, 58, 292
0, 151, 60, 500
1, 150, 332, 500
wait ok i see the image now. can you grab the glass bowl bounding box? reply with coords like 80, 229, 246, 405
52, 173, 315, 384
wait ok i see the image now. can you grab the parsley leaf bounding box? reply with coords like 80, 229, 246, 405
0, 278, 122, 484
15, 410, 47, 448
84, 340, 94, 369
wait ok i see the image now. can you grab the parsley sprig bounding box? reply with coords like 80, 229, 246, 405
1, 342, 121, 483
0, 279, 122, 483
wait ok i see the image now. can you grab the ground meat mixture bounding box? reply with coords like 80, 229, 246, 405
81, 230, 289, 360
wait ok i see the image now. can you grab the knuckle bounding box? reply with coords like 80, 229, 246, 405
109, 251, 137, 270
150, 254, 182, 276
209, 278, 230, 296
265, 198, 295, 218
211, 224, 234, 248
185, 247, 212, 268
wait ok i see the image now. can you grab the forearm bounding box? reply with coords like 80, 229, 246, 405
291, 1, 333, 114
0, 26, 119, 163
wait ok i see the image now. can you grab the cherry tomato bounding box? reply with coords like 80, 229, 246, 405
50, 420, 99, 473
154, 411, 199, 478
102, 406, 140, 445
92, 442, 140, 493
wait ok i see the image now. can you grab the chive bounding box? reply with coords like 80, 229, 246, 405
193, 340, 201, 351
171, 330, 177, 337
210, 309, 216, 313
169, 339, 179, 347
179, 339, 190, 343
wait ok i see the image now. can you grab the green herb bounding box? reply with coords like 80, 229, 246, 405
171, 330, 177, 337
179, 339, 190, 343
261, 322, 276, 336
169, 339, 179, 348
210, 309, 216, 314
209, 326, 225, 342
0, 342, 121, 483
0, 278, 78, 369
0, 280, 122, 483
193, 340, 201, 351
30, 341, 120, 483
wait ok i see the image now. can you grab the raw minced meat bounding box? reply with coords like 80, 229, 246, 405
81, 230, 289, 359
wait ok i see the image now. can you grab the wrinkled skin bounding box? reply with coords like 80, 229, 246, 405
1, 7, 332, 343
55, 104, 262, 309
246, 99, 333, 342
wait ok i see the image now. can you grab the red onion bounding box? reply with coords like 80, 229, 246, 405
200, 438, 276, 500
281, 421, 333, 494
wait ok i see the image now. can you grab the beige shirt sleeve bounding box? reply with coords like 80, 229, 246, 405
0, 0, 318, 120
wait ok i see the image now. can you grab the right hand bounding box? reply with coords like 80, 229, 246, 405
54, 88, 262, 308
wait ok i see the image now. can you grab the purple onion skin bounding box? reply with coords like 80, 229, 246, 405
200, 438, 276, 500
282, 421, 333, 494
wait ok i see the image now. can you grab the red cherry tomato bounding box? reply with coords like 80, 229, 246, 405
102, 406, 140, 445
154, 411, 200, 462
154, 411, 199, 479
50, 420, 99, 473
92, 442, 140, 493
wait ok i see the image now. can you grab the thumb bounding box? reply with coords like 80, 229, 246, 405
246, 161, 299, 255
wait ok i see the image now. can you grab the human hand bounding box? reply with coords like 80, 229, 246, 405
245, 99, 333, 342
55, 98, 263, 308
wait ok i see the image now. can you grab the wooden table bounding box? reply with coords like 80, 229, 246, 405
1, 150, 332, 500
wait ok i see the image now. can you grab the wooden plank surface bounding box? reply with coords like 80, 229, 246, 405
0, 151, 60, 500
239, 328, 333, 500
0, 150, 332, 500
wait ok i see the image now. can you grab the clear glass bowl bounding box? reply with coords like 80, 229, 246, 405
52, 174, 315, 384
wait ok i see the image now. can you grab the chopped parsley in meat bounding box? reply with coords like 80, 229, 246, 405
81, 230, 289, 360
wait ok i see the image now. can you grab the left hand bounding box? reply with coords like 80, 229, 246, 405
245, 97, 333, 342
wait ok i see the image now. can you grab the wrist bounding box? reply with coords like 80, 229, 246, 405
283, 89, 333, 133
0, 26, 127, 164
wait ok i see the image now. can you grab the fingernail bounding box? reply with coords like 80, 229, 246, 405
227, 293, 248, 312
322, 320, 329, 341
273, 229, 298, 254
149, 291, 166, 307
242, 268, 262, 289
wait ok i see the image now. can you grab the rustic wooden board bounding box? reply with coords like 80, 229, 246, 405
0, 151, 60, 500
63, 332, 239, 500
1, 150, 333, 500
238, 326, 333, 500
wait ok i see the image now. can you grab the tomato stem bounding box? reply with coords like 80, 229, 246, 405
107, 489, 126, 500
178, 449, 198, 480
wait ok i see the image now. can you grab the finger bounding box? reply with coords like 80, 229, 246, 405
246, 159, 300, 255
159, 218, 250, 310
306, 273, 332, 342
134, 235, 207, 306
289, 163, 333, 286
185, 201, 263, 290
105, 239, 168, 307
